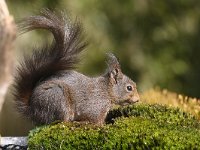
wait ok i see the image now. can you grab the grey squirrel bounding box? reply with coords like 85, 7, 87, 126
14, 10, 139, 125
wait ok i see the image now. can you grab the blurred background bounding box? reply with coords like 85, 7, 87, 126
7, 0, 200, 98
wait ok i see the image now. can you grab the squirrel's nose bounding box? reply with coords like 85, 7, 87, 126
132, 96, 140, 103
134, 99, 139, 103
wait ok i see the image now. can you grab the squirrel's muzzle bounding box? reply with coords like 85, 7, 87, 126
118, 96, 139, 106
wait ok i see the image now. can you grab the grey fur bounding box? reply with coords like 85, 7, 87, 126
14, 10, 139, 125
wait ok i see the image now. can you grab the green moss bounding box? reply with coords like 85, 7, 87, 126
28, 104, 200, 149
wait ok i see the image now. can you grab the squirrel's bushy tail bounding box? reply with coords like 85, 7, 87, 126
14, 9, 87, 115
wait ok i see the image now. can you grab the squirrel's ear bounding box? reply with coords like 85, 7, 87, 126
106, 53, 122, 84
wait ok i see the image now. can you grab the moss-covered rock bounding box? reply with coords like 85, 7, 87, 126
28, 104, 200, 149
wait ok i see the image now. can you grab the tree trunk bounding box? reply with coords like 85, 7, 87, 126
0, 0, 16, 112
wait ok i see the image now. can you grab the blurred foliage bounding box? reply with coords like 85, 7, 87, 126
141, 88, 200, 120
28, 104, 200, 149
7, 0, 200, 97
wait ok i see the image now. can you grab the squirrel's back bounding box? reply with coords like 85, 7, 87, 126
28, 70, 111, 124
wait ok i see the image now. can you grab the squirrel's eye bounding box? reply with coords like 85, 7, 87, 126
127, 85, 132, 91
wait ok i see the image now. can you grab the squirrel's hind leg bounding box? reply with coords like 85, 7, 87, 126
29, 81, 73, 125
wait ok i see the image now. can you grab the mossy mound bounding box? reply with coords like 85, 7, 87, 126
28, 104, 200, 149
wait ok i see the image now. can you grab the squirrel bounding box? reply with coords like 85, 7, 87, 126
14, 9, 140, 125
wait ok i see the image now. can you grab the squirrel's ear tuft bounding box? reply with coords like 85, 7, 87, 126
106, 53, 122, 84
